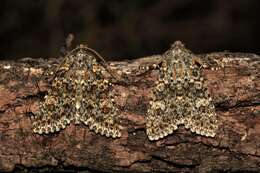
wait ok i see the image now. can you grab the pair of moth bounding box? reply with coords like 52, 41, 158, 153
32, 41, 218, 141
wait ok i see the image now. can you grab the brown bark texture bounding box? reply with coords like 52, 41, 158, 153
0, 51, 259, 173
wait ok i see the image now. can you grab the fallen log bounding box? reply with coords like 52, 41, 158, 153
0, 46, 259, 172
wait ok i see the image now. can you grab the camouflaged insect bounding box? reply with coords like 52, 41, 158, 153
146, 41, 218, 141
32, 45, 121, 138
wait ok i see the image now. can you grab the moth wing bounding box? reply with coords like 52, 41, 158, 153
187, 78, 218, 137
146, 99, 178, 140
70, 46, 122, 138
32, 85, 74, 134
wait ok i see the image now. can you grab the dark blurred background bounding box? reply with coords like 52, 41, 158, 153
0, 0, 259, 60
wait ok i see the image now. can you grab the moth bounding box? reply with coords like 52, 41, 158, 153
146, 41, 218, 141
32, 45, 122, 138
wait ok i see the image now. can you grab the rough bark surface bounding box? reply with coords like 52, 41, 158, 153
0, 52, 259, 173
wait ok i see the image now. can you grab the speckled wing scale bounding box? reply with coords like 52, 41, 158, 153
32, 45, 121, 138
146, 41, 218, 141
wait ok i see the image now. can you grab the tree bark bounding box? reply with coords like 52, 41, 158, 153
0, 52, 259, 173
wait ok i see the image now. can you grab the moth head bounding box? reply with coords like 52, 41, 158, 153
164, 41, 193, 61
